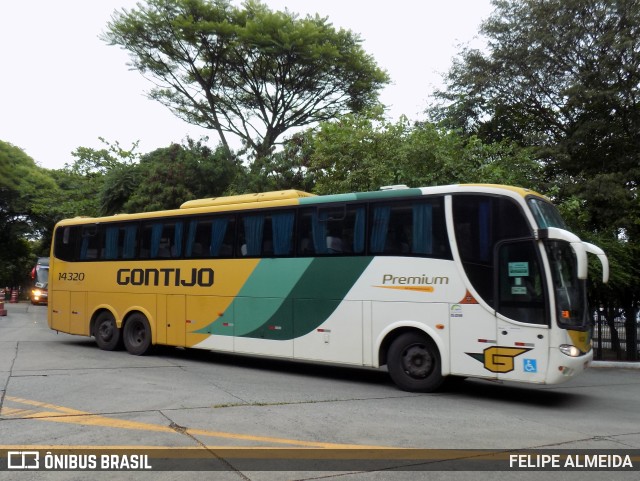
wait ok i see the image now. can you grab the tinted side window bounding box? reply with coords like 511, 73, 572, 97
103, 223, 138, 260
497, 240, 548, 325
80, 225, 101, 260
238, 210, 295, 257
54, 224, 107, 261
140, 220, 184, 259
368, 198, 451, 258
298, 205, 365, 256
184, 216, 235, 258
54, 225, 81, 261
453, 195, 532, 306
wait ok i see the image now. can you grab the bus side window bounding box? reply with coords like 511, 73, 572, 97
236, 211, 294, 258
139, 221, 184, 259
298, 205, 364, 256
238, 213, 264, 256
369, 198, 450, 258
184, 215, 237, 258
121, 225, 138, 259
185, 218, 215, 258
80, 225, 100, 260
140, 223, 163, 259
298, 211, 315, 255
271, 211, 295, 256
54, 226, 80, 261
453, 195, 531, 307
210, 217, 234, 257
496, 240, 548, 325
104, 224, 138, 260
370, 204, 411, 255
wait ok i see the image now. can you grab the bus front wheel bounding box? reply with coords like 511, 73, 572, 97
387, 332, 443, 393
123, 313, 152, 355
94, 311, 121, 351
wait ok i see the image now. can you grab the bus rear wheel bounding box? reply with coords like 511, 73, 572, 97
123, 313, 152, 355
94, 311, 121, 351
387, 332, 443, 393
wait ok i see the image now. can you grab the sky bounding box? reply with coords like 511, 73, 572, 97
0, 1, 494, 170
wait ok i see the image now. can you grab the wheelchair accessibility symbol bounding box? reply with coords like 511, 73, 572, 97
523, 359, 538, 373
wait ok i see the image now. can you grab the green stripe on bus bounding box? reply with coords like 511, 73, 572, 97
233, 258, 313, 336
195, 258, 313, 336
298, 189, 423, 205
240, 256, 374, 340
299, 193, 358, 205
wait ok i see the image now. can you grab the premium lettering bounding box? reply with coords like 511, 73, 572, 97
117, 268, 214, 287
382, 274, 449, 285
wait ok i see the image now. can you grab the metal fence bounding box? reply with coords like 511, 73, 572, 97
591, 310, 640, 361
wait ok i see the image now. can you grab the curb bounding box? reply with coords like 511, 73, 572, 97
591, 361, 640, 369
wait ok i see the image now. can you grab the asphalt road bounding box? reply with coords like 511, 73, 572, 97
1, 301, 639, 481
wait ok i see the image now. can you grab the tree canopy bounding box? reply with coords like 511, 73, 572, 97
0, 141, 59, 285
102, 0, 389, 161
430, 0, 640, 238
101, 139, 241, 214
430, 0, 640, 358
305, 110, 542, 195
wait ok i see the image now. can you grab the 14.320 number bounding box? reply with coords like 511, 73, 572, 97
58, 272, 85, 281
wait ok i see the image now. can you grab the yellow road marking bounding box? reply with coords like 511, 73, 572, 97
2, 396, 389, 449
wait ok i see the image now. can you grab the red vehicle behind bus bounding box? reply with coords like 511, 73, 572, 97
30, 257, 49, 304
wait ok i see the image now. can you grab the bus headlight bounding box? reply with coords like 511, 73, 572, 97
559, 344, 581, 357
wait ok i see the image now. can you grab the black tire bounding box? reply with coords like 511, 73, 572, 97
387, 332, 443, 393
122, 313, 152, 355
94, 311, 121, 351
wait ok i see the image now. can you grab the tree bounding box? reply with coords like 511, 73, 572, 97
49, 138, 141, 219
0, 141, 59, 286
0, 141, 60, 237
430, 0, 640, 359
431, 0, 640, 232
102, 0, 389, 163
102, 139, 241, 213
234, 130, 317, 194
305, 110, 543, 195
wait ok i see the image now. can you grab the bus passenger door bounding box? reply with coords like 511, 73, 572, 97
495, 240, 550, 383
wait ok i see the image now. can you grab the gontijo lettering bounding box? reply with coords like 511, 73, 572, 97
116, 268, 214, 287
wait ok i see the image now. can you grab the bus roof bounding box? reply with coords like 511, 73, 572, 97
179, 189, 315, 209
54, 184, 548, 226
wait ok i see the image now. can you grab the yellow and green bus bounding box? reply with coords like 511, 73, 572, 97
48, 185, 608, 392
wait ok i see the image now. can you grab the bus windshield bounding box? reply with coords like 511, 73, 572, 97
35, 266, 49, 288
545, 241, 587, 330
527, 197, 567, 229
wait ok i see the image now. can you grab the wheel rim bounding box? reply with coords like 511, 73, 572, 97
98, 319, 115, 342
401, 344, 433, 379
128, 321, 146, 347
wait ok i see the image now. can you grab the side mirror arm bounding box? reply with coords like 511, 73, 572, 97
536, 228, 608, 282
